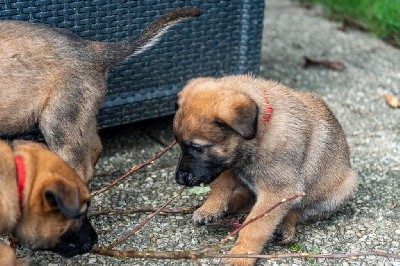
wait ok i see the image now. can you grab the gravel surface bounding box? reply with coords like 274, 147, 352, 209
8, 0, 400, 265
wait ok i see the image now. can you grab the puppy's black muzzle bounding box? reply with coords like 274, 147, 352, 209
52, 216, 98, 257
175, 148, 227, 187
175, 168, 218, 187
176, 170, 202, 187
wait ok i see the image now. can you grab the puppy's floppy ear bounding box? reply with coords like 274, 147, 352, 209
43, 179, 86, 219
218, 93, 259, 140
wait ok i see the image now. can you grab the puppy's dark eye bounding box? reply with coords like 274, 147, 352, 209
191, 144, 204, 153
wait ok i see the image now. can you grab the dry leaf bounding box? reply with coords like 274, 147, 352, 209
384, 95, 400, 108
304, 56, 346, 71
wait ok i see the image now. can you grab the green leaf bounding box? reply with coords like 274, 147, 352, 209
188, 184, 211, 195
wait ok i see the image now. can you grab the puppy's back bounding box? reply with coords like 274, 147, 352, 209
228, 75, 357, 215
261, 81, 357, 220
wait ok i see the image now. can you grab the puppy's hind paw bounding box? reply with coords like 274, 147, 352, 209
274, 226, 296, 245
192, 208, 225, 226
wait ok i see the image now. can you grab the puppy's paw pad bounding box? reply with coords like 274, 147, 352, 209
192, 209, 225, 225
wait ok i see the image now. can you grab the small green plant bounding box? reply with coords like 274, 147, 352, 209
288, 243, 305, 252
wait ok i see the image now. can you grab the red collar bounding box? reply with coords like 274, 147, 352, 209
263, 98, 273, 123
14, 156, 26, 209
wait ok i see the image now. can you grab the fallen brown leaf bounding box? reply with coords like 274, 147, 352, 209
304, 56, 346, 71
384, 95, 400, 108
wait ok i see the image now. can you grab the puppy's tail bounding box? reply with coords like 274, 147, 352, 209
97, 7, 202, 68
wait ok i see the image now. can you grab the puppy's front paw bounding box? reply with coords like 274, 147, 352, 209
221, 258, 255, 266
192, 207, 226, 225
221, 246, 257, 266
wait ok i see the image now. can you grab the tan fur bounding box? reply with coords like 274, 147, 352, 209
0, 243, 17, 266
173, 75, 358, 266
0, 140, 97, 264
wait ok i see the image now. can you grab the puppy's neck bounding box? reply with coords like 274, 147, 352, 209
14, 156, 26, 210
262, 97, 273, 123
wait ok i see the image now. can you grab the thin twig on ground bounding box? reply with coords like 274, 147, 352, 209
91, 207, 195, 217
92, 247, 400, 261
108, 187, 185, 249
91, 140, 177, 197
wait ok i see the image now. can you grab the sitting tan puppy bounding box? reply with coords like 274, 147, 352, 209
0, 8, 201, 183
173, 75, 358, 266
0, 140, 97, 265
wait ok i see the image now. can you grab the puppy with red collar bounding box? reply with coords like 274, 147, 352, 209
0, 140, 97, 265
173, 75, 358, 265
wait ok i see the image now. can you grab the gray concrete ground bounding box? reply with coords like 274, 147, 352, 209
14, 0, 400, 265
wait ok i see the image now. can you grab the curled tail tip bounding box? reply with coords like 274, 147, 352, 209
99, 7, 202, 67
183, 7, 203, 17
167, 7, 203, 20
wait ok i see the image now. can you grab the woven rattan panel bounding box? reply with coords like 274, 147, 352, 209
0, 0, 264, 130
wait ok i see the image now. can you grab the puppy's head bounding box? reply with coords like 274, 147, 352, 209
173, 78, 258, 187
12, 141, 98, 257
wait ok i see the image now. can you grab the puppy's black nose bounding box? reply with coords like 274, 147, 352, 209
176, 170, 189, 185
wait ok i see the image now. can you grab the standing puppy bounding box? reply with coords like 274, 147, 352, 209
173, 75, 358, 266
0, 140, 97, 264
0, 8, 201, 183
